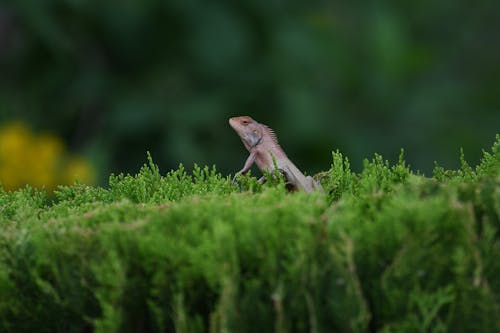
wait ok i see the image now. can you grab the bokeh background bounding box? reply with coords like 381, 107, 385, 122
1, 1, 499, 190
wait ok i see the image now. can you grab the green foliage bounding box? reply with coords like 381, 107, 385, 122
0, 137, 499, 332
0, 185, 45, 223
107, 153, 235, 203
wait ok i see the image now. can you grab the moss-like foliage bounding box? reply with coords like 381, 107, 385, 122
0, 136, 499, 333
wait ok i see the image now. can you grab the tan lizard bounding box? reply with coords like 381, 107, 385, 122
229, 116, 324, 192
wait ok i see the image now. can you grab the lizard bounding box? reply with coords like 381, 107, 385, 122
229, 116, 324, 193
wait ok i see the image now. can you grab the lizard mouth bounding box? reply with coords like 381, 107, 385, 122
228, 117, 237, 129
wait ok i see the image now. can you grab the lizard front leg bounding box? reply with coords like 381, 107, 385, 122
232, 150, 257, 182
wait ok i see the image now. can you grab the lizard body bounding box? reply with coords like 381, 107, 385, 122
229, 116, 323, 193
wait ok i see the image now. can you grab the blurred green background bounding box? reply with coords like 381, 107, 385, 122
1, 1, 499, 189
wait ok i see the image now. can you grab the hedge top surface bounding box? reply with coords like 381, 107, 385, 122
0, 135, 498, 333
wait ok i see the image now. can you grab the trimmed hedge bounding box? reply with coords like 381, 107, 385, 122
0, 136, 499, 333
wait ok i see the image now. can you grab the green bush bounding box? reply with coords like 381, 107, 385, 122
0, 136, 499, 333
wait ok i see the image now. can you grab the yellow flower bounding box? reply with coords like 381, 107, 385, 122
0, 122, 32, 157
0, 121, 96, 191
29, 133, 65, 190
64, 156, 95, 185
0, 122, 32, 190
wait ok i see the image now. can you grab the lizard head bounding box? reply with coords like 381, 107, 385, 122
229, 116, 263, 148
